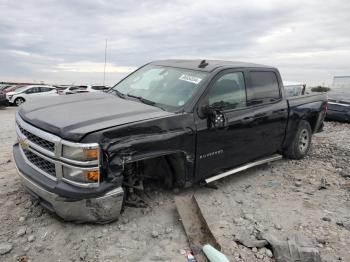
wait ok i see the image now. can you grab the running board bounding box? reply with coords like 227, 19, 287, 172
205, 154, 283, 184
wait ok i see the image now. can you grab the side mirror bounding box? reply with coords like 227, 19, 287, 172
200, 105, 226, 129
200, 105, 213, 117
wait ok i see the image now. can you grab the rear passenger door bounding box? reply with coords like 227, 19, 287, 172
245, 70, 288, 158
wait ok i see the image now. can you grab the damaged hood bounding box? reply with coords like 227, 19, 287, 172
18, 92, 173, 141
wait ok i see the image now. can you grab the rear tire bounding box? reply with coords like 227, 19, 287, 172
284, 120, 312, 159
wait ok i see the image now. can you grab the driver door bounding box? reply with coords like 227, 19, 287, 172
194, 70, 258, 180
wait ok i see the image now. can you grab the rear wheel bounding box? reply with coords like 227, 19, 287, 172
284, 120, 312, 159
14, 97, 25, 106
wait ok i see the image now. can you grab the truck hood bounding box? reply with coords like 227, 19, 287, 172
18, 92, 173, 141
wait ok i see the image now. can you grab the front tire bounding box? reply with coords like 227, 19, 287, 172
14, 97, 25, 106
284, 120, 312, 159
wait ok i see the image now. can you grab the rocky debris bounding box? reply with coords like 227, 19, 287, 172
17, 226, 27, 237
339, 169, 350, 178
233, 229, 268, 248
27, 235, 35, 243
19, 217, 25, 223
318, 177, 328, 190
121, 217, 129, 224
294, 181, 302, 187
316, 237, 327, 245
274, 224, 283, 231
34, 244, 45, 252
151, 230, 159, 238
265, 248, 273, 258
0, 243, 13, 255
242, 213, 254, 222
261, 233, 321, 262
336, 221, 350, 231
165, 227, 172, 234
322, 217, 332, 222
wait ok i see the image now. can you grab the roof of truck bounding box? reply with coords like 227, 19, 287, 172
150, 59, 275, 72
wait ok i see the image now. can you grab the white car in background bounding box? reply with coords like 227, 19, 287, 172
57, 85, 110, 95
283, 81, 306, 97
6, 85, 57, 106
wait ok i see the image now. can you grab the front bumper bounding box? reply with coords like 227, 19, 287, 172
13, 144, 124, 223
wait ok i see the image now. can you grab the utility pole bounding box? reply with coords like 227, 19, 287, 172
103, 39, 108, 86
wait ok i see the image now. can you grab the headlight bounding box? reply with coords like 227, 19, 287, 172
63, 166, 100, 185
62, 144, 99, 162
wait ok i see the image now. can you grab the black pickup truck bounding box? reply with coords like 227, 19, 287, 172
13, 60, 327, 222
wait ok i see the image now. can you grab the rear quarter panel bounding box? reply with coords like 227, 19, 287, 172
283, 93, 327, 149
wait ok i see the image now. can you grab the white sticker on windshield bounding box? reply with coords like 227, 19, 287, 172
179, 74, 202, 84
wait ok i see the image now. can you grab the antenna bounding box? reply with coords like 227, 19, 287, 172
103, 39, 108, 86
198, 59, 209, 68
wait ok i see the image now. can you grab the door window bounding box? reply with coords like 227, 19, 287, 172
247, 71, 280, 105
25, 87, 40, 94
208, 72, 246, 110
40, 87, 53, 92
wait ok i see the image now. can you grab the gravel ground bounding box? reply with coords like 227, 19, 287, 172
0, 107, 349, 262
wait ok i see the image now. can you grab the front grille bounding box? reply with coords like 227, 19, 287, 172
18, 125, 55, 152
23, 149, 56, 177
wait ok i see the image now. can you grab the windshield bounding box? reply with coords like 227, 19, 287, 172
13, 86, 30, 93
111, 65, 208, 110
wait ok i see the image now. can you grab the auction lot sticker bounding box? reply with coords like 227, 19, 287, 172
179, 74, 202, 84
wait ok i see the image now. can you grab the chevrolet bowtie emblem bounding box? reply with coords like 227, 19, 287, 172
19, 137, 29, 150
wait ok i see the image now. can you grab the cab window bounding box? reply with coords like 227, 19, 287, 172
247, 71, 280, 105
208, 72, 246, 110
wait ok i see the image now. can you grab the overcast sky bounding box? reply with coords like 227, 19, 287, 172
1, 0, 350, 86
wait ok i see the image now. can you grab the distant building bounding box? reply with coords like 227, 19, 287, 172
332, 76, 350, 89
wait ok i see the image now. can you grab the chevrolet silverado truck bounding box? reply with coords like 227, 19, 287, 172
13, 60, 327, 223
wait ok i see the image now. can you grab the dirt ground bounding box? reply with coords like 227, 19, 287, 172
0, 107, 349, 262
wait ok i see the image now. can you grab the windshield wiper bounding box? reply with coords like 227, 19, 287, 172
109, 89, 126, 99
127, 93, 166, 110
127, 93, 156, 105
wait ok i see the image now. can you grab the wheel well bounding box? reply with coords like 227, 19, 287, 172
133, 152, 187, 188
304, 116, 317, 133
15, 97, 25, 102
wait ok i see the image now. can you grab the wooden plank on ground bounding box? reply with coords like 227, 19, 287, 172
175, 195, 221, 262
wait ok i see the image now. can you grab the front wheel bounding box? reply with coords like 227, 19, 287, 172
284, 120, 312, 159
14, 97, 25, 106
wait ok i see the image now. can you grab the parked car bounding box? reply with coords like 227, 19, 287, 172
58, 85, 109, 95
57, 85, 88, 95
13, 60, 327, 223
0, 90, 8, 107
7, 85, 57, 106
3, 84, 25, 93
283, 81, 306, 97
0, 84, 12, 91
326, 88, 350, 122
89, 85, 110, 92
